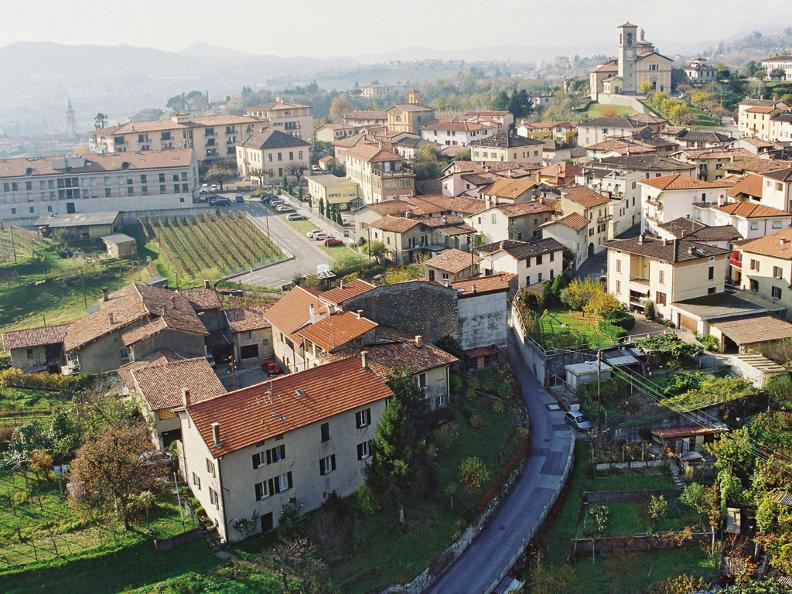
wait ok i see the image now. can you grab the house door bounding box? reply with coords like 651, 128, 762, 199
588, 243, 595, 256
677, 314, 698, 333
260, 512, 273, 534
66, 202, 76, 214
240, 344, 259, 359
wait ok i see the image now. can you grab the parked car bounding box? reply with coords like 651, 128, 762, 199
287, 213, 307, 221
306, 229, 322, 238
565, 411, 593, 432
210, 196, 230, 206
235, 194, 245, 203
324, 237, 343, 247
276, 206, 294, 213
312, 232, 328, 241
269, 200, 284, 207
261, 359, 283, 375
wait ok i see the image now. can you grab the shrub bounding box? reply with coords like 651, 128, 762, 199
598, 320, 628, 341
449, 372, 463, 395
643, 299, 656, 320
604, 309, 635, 331
699, 334, 719, 351
469, 414, 485, 429
583, 291, 622, 317
355, 484, 379, 515
457, 456, 490, 492
491, 400, 506, 415
433, 423, 459, 450
12, 489, 30, 506
589, 503, 609, 534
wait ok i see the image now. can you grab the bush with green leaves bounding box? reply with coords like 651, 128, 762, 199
603, 309, 635, 331
560, 278, 602, 311
598, 320, 628, 341
643, 299, 656, 321
636, 334, 703, 360
699, 334, 720, 352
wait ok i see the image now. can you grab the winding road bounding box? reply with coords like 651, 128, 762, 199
428, 332, 575, 594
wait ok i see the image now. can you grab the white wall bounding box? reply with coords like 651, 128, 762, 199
457, 292, 509, 350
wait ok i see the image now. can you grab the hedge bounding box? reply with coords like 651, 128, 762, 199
598, 321, 628, 341
603, 310, 636, 331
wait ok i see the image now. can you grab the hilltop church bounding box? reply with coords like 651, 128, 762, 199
589, 22, 673, 101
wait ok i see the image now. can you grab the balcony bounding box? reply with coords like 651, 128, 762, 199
730, 253, 742, 268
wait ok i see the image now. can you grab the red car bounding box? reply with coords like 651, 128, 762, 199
324, 237, 343, 247
260, 359, 283, 375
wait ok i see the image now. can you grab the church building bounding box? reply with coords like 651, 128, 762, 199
589, 22, 673, 101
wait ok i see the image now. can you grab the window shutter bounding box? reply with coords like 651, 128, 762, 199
255, 482, 262, 501
331, 454, 336, 471
287, 472, 293, 489
268, 478, 275, 495
319, 459, 326, 475
266, 449, 272, 465
252, 453, 260, 469
357, 443, 363, 460
366, 408, 371, 426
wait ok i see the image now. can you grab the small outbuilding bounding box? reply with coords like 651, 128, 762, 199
36, 211, 120, 239
102, 233, 137, 259
1, 324, 69, 372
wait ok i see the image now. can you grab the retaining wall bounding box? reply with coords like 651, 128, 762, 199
569, 530, 712, 559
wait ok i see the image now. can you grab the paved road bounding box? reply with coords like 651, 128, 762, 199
227, 201, 329, 288
428, 333, 574, 594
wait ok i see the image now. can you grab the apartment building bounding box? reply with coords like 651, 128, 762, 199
245, 98, 314, 144
761, 55, 792, 81
759, 167, 792, 212
178, 355, 392, 542
639, 173, 731, 236
737, 98, 790, 139
478, 238, 565, 288
367, 215, 475, 265
344, 144, 415, 204
559, 186, 612, 255
735, 227, 792, 319
306, 175, 361, 211
516, 120, 577, 145
470, 133, 544, 166
235, 130, 311, 182
424, 248, 481, 282
386, 91, 436, 134
421, 121, 497, 147
607, 235, 729, 320
465, 201, 555, 244
344, 110, 388, 127
540, 213, 591, 270
91, 114, 262, 161
0, 150, 198, 222
314, 123, 358, 144
460, 111, 514, 131
577, 117, 648, 147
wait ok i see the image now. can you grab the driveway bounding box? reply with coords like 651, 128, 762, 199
226, 201, 330, 288
428, 333, 574, 594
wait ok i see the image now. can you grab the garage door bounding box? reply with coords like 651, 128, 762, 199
677, 314, 698, 333
240, 344, 259, 359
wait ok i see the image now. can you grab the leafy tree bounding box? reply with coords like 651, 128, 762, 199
94, 113, 108, 129
638, 82, 655, 95
582, 290, 621, 317
68, 424, 167, 530
647, 494, 669, 530
769, 68, 786, 81
267, 537, 328, 594
329, 95, 353, 122
364, 240, 387, 264
493, 90, 510, 111
205, 164, 236, 191
560, 277, 602, 311
318, 198, 325, 217
765, 375, 792, 411
457, 456, 490, 493
28, 449, 54, 482
649, 575, 710, 594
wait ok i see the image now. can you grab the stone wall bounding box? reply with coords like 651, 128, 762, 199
345, 281, 459, 343
595, 93, 648, 113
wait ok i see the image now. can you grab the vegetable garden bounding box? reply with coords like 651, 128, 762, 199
141, 213, 283, 285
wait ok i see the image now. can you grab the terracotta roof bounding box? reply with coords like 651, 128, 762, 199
423, 121, 490, 132
745, 106, 777, 114
224, 307, 271, 333
546, 212, 589, 231
344, 144, 402, 163
424, 249, 480, 274
562, 185, 611, 209
409, 195, 488, 216
471, 132, 543, 149
715, 201, 791, 219
324, 338, 458, 379
728, 174, 764, 199
178, 286, 222, 311
97, 115, 259, 136
639, 173, 732, 190
727, 157, 792, 175
598, 155, 695, 172
662, 218, 742, 242
128, 356, 226, 412
0, 150, 193, 179
739, 227, 792, 259
297, 311, 377, 352
369, 215, 423, 233
451, 273, 515, 296
481, 177, 538, 199
495, 201, 555, 217
363, 200, 413, 217
187, 356, 393, 456
463, 110, 511, 116
320, 279, 376, 306
538, 162, 581, 180
247, 100, 310, 111
713, 315, 792, 345
345, 110, 387, 121
588, 138, 657, 155
263, 286, 328, 343
388, 103, 435, 113
480, 238, 565, 260
607, 236, 729, 262
64, 284, 207, 352
520, 120, 577, 130
2, 324, 69, 350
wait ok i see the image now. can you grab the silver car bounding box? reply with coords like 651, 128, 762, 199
565, 411, 593, 431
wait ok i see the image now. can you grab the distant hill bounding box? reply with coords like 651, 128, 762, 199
702, 28, 792, 63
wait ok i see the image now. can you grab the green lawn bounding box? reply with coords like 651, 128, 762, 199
586, 103, 637, 119
536, 442, 716, 593
538, 309, 614, 350
577, 498, 691, 537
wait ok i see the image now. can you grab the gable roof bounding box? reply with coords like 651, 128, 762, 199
545, 212, 589, 231
263, 286, 328, 343
320, 279, 376, 306
495, 201, 556, 218
345, 110, 387, 121
2, 324, 69, 351
451, 272, 515, 296
224, 307, 271, 333
713, 315, 792, 345
238, 129, 311, 150
129, 357, 226, 412
369, 215, 423, 233
424, 249, 480, 274
186, 356, 393, 456
480, 238, 565, 260
728, 174, 764, 200
739, 227, 792, 259
715, 201, 791, 219
659, 218, 741, 241
598, 155, 694, 172
325, 337, 458, 379
607, 236, 729, 262
562, 185, 611, 209
297, 311, 377, 352
178, 286, 222, 311
639, 173, 732, 190
481, 177, 538, 199
763, 167, 792, 183
64, 284, 207, 352
344, 143, 402, 163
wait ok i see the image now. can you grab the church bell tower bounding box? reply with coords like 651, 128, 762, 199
617, 21, 638, 94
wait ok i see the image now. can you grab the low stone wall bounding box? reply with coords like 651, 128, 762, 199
582, 488, 682, 504
594, 459, 667, 472
595, 93, 648, 113
569, 530, 712, 559
152, 527, 203, 552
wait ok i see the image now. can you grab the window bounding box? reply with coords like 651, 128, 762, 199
708, 287, 716, 295
268, 472, 293, 494
357, 439, 375, 460
266, 444, 286, 464
320, 422, 330, 442
26, 348, 34, 359
355, 408, 372, 429
206, 459, 216, 477
254, 481, 269, 501
319, 454, 336, 475
750, 259, 760, 272
209, 487, 219, 509
615, 280, 621, 294
773, 266, 783, 279
708, 266, 714, 280
658, 270, 665, 285
655, 291, 667, 306
536, 254, 542, 265
252, 452, 262, 469
616, 259, 621, 273
418, 373, 427, 390
491, 213, 496, 224
750, 222, 759, 230
192, 472, 201, 490
773, 221, 783, 229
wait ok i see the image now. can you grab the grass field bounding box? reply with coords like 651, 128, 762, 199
140, 213, 283, 286
538, 309, 614, 350
536, 442, 716, 593
586, 103, 638, 119
0, 226, 49, 265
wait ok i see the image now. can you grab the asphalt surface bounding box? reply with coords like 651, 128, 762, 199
227, 201, 330, 288
428, 333, 574, 594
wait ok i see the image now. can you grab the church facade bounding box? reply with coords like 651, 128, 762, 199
589, 22, 673, 101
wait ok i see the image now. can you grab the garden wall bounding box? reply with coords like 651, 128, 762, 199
596, 93, 649, 113
582, 489, 682, 504
569, 530, 712, 559
594, 459, 667, 472
152, 528, 203, 552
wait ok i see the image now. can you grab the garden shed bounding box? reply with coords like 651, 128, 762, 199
101, 233, 137, 259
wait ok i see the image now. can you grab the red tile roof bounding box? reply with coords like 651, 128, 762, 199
297, 311, 377, 352
224, 307, 272, 332
738, 227, 792, 259
424, 249, 481, 274
129, 356, 226, 412
263, 286, 328, 343
562, 186, 611, 209
728, 174, 764, 199
640, 173, 732, 190
187, 356, 393, 456
320, 279, 376, 305
369, 215, 423, 233
178, 286, 222, 310
548, 212, 590, 231
2, 324, 69, 350
451, 273, 515, 296
324, 337, 458, 378
715, 201, 791, 218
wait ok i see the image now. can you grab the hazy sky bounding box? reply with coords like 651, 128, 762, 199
3, 0, 792, 57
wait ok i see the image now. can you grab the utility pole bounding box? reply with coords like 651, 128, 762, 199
9, 224, 17, 265
80, 269, 88, 309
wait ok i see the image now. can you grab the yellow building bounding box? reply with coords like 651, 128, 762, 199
306, 175, 361, 211
736, 227, 792, 320
386, 90, 436, 134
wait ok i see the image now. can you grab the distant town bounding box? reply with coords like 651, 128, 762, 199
0, 17, 791, 594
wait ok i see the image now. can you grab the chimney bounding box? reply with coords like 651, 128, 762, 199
472, 284, 478, 294
204, 279, 210, 289
309, 303, 316, 324
360, 350, 369, 370
356, 309, 364, 319
780, 238, 788, 245
688, 246, 695, 255
340, 279, 344, 290
638, 234, 644, 244
211, 422, 221, 447
415, 335, 424, 348
181, 387, 191, 409
108, 312, 114, 325
102, 287, 109, 301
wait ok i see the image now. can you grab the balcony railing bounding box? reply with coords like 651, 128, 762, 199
730, 254, 742, 268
